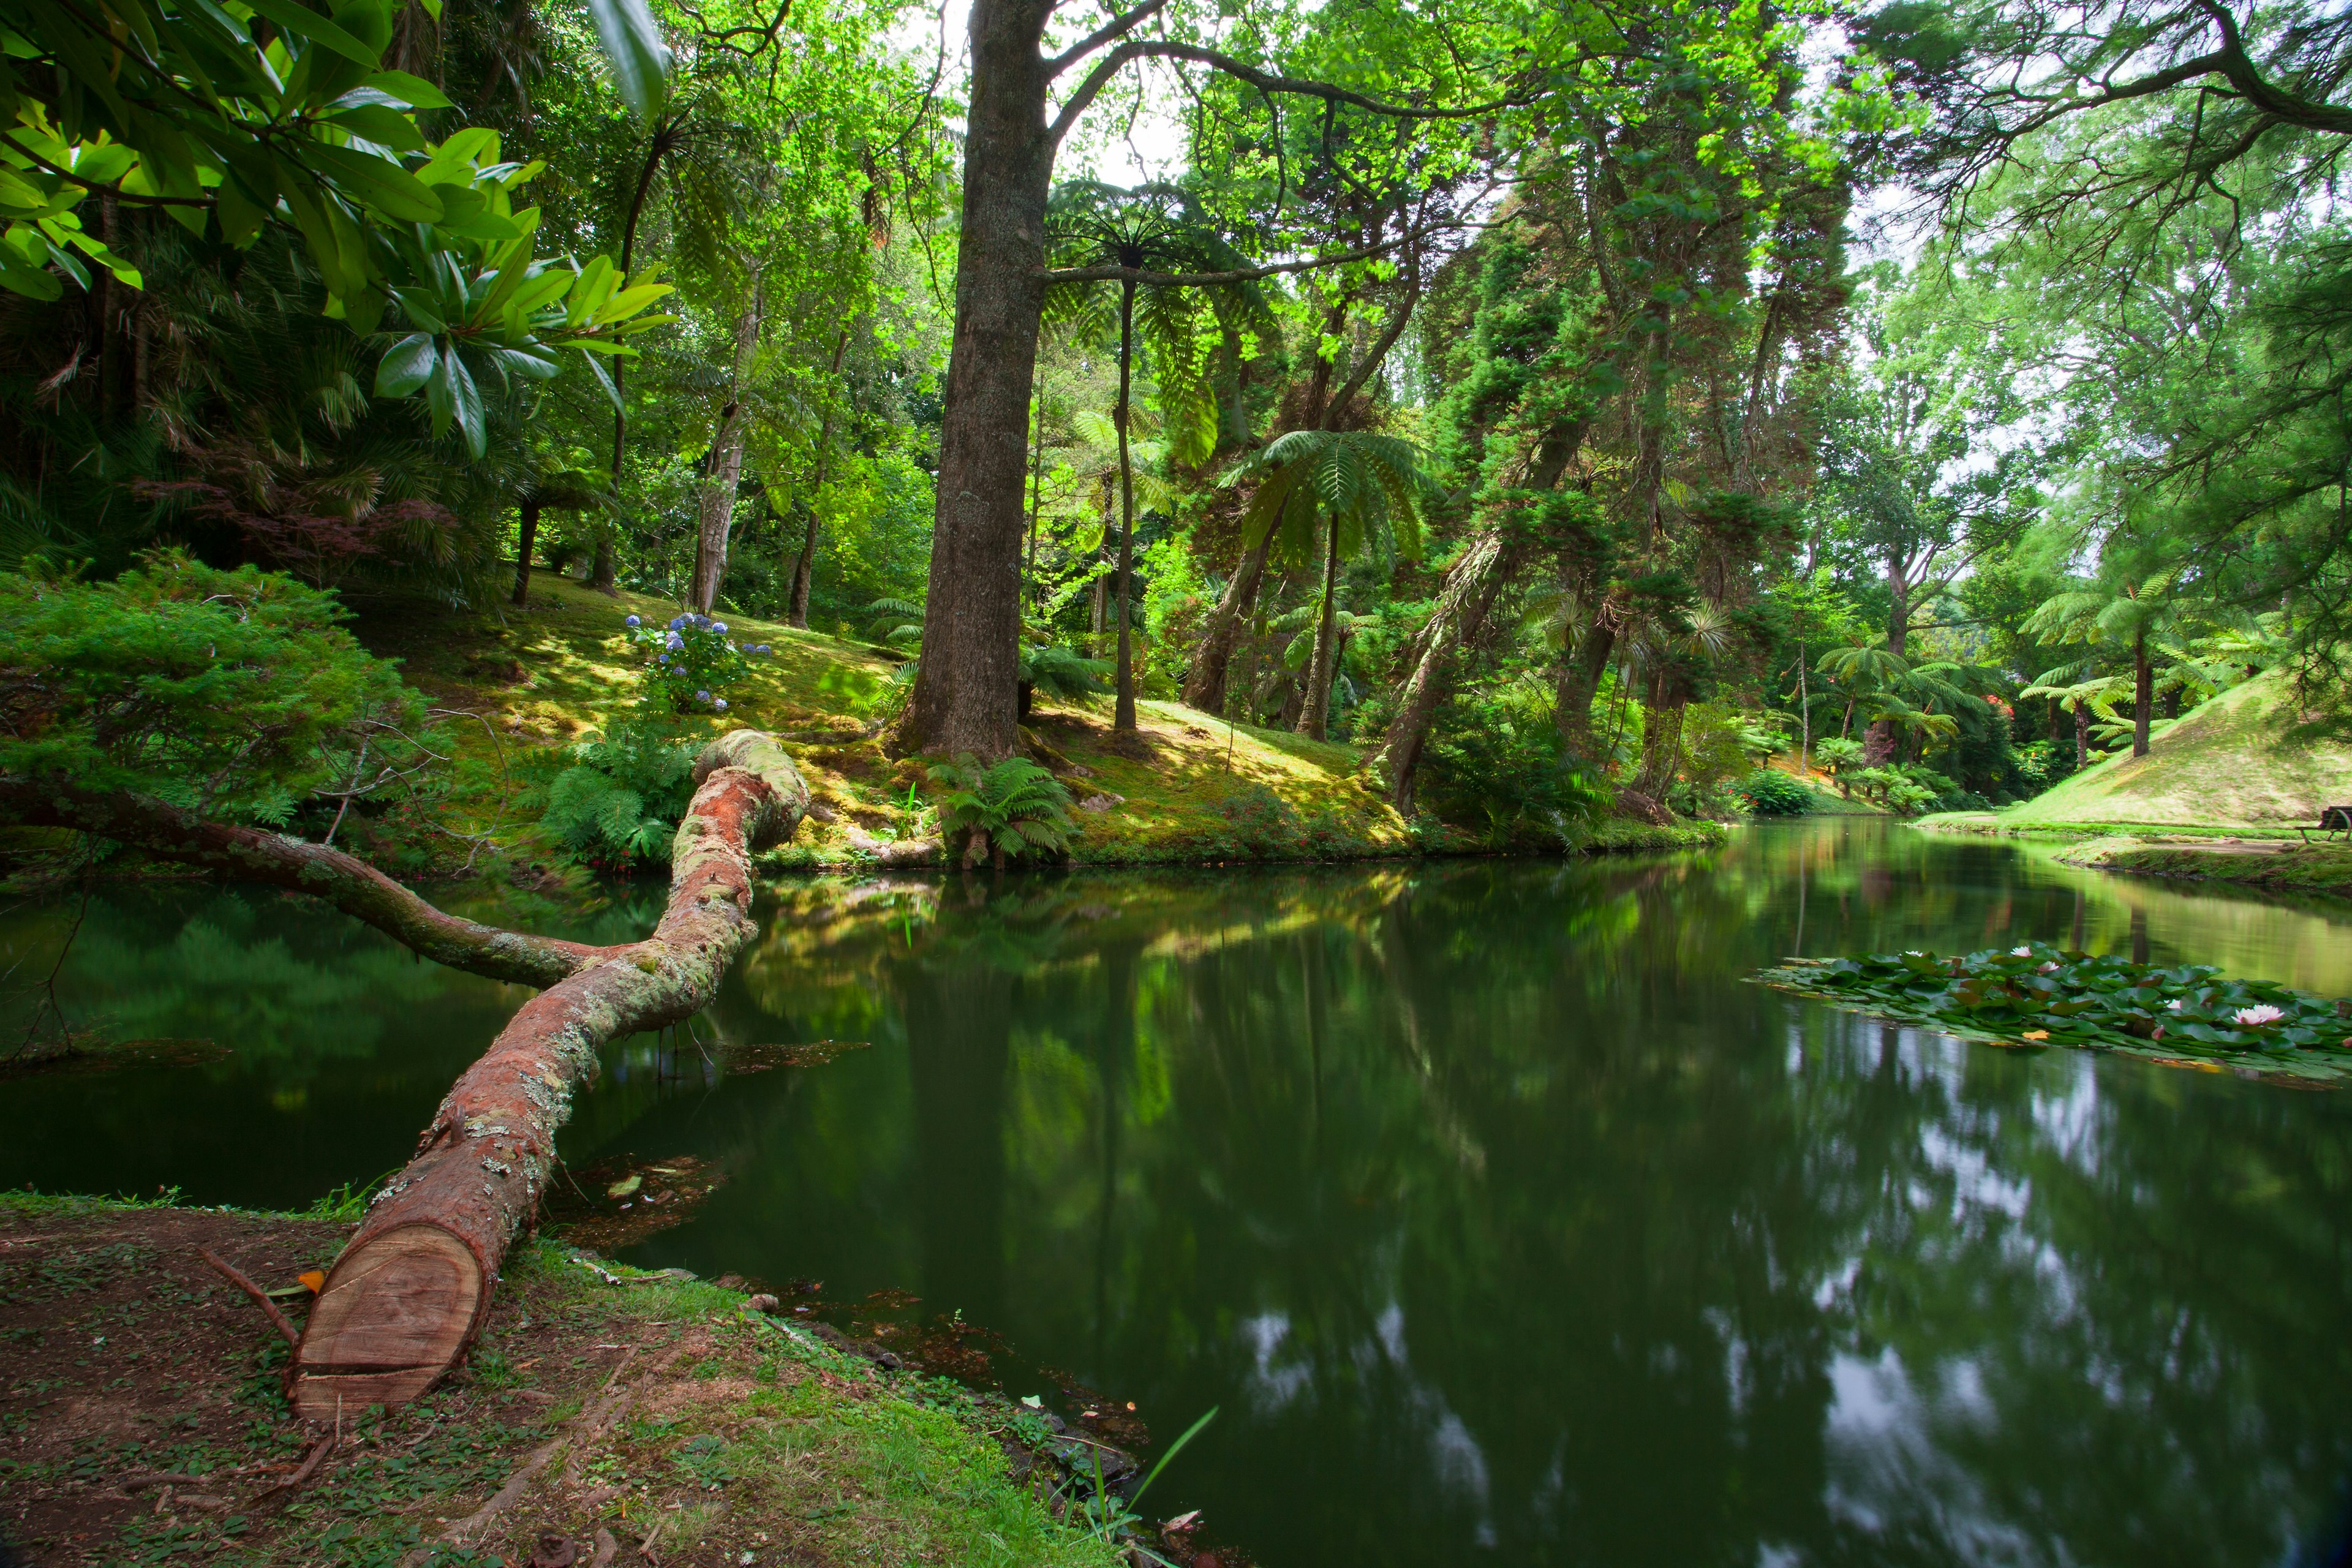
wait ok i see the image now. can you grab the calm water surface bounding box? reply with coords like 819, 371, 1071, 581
6, 820, 2352, 1566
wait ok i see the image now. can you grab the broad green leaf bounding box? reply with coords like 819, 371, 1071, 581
374, 331, 438, 396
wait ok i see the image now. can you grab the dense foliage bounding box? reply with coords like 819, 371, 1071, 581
2, 0, 2344, 842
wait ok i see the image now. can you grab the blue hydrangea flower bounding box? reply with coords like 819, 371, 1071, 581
669, 616, 685, 631
624, 614, 641, 628
711, 621, 727, 635
696, 689, 712, 703
714, 698, 728, 712
659, 654, 671, 664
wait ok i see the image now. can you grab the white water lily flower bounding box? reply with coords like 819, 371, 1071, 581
1905, 950, 1924, 957
2038, 962, 2060, 974
2011, 946, 2034, 957
2167, 998, 2185, 1012
2233, 1004, 2287, 1027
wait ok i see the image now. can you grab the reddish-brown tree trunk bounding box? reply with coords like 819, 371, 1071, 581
290, 731, 808, 1416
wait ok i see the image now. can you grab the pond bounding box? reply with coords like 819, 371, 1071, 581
6, 820, 2352, 1566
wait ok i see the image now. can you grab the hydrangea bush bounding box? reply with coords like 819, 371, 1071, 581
622, 611, 774, 715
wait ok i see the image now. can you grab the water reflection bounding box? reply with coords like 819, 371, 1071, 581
4, 823, 2351, 1565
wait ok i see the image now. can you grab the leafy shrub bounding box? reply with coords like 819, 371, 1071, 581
0, 551, 428, 824
1420, 688, 1611, 846
1735, 769, 1812, 816
625, 611, 765, 715
1017, 643, 1110, 717
927, 755, 1076, 870
1810, 737, 1865, 795
538, 721, 698, 872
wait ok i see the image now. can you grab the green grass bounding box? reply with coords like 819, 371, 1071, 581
0, 1189, 1128, 1568
1964, 671, 2352, 833
2056, 839, 2352, 902
341, 575, 1713, 871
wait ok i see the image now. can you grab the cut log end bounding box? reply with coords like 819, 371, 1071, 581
291, 1224, 482, 1420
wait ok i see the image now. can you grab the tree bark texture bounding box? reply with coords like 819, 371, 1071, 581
1298, 510, 1342, 740
2132, 630, 2152, 757
1114, 280, 1139, 731
290, 731, 809, 1417
788, 330, 854, 630
690, 303, 763, 616
0, 782, 605, 987
511, 498, 540, 607
1553, 619, 1617, 761
897, 0, 1055, 761
1371, 529, 1520, 812
1180, 526, 1275, 714
1861, 550, 1910, 767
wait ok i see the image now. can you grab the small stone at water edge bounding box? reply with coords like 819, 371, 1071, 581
745, 1293, 781, 1313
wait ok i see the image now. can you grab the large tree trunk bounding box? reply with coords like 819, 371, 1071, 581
1114, 280, 1139, 733
788, 330, 854, 630
511, 497, 540, 608
1554, 616, 1617, 762
2132, 629, 2152, 758
897, 0, 1055, 761
1298, 508, 1342, 740
290, 732, 808, 1417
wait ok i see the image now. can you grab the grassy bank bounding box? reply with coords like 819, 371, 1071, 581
1917, 671, 2352, 840
342, 576, 1724, 875
2054, 837, 2352, 902
0, 1191, 1148, 1568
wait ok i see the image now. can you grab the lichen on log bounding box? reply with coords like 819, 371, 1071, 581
288, 731, 809, 1417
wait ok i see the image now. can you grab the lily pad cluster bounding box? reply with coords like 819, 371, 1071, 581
1758, 943, 2352, 1067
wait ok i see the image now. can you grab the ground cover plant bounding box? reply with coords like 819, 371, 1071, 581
1757, 942, 2352, 1082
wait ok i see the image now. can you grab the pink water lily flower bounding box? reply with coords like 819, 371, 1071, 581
2233, 1004, 2287, 1027
2010, 946, 2034, 957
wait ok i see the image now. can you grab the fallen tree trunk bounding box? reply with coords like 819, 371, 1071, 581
289, 730, 807, 1417
0, 782, 605, 987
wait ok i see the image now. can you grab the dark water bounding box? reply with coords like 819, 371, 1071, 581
7, 821, 2352, 1567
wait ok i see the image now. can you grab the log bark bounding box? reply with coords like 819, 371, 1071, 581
290, 731, 808, 1417
0, 782, 605, 987
1179, 525, 1275, 715
511, 498, 540, 608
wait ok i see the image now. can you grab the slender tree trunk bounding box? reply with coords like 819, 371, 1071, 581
2074, 699, 2090, 770
1182, 267, 1420, 718
1025, 391, 1048, 611
1634, 671, 1684, 801
599, 134, 669, 597
788, 329, 853, 629
2132, 629, 2152, 757
897, 0, 1055, 761
1114, 280, 1139, 732
690, 299, 763, 615
1181, 525, 1275, 714
1373, 529, 1520, 811
1862, 552, 1909, 766
511, 497, 540, 607
2162, 684, 2182, 721
1298, 509, 1342, 739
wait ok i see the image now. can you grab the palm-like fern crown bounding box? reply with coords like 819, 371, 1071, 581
1042, 182, 1274, 466
1229, 428, 1437, 568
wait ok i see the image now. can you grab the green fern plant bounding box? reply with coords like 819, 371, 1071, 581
925, 755, 1077, 870
537, 721, 699, 872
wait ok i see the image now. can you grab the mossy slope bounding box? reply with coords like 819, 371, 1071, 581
1992, 671, 2352, 831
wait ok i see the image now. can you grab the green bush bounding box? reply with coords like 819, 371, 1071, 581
0, 551, 426, 824
927, 755, 1076, 870
1735, 769, 1812, 816
624, 610, 763, 715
